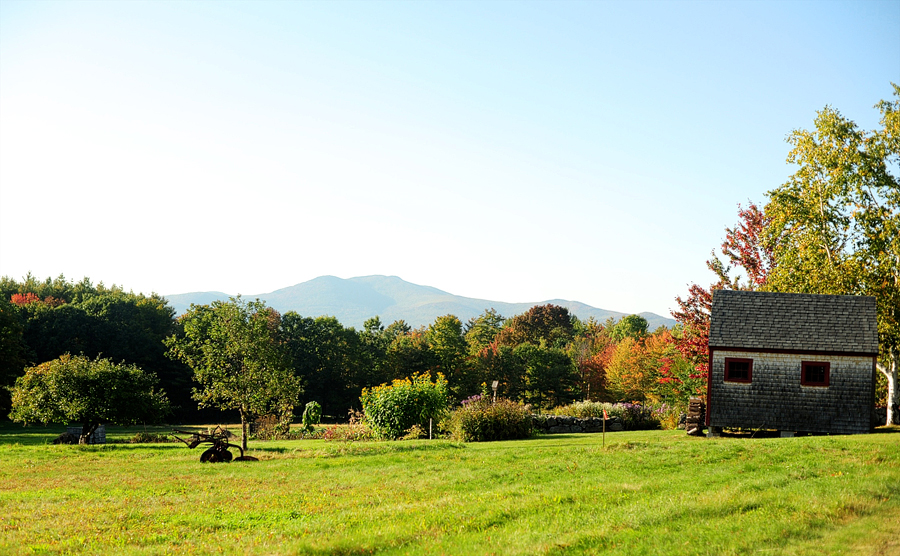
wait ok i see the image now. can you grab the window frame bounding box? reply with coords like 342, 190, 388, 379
724, 357, 753, 383
801, 361, 830, 387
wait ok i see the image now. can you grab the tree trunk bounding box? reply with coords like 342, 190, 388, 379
877, 348, 899, 426
80, 422, 99, 445
240, 410, 248, 453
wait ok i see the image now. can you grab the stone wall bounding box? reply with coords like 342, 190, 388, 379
66, 425, 106, 444
532, 415, 624, 434
709, 351, 874, 434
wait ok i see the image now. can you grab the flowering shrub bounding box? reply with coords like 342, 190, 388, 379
323, 423, 374, 441
323, 409, 374, 441
653, 403, 682, 430
445, 397, 533, 442
551, 401, 664, 430
552, 400, 607, 418
401, 424, 427, 440
360, 373, 449, 439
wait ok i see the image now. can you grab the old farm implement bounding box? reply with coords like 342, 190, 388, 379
173, 427, 258, 462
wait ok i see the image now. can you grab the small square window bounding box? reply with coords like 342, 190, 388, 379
724, 358, 752, 383
801, 361, 830, 387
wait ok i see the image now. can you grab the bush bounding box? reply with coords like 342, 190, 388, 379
360, 373, 449, 439
401, 424, 427, 440
552, 400, 607, 418
323, 411, 374, 442
551, 401, 663, 430
445, 396, 533, 442
653, 403, 681, 430
125, 432, 173, 444
250, 414, 280, 440
250, 414, 325, 440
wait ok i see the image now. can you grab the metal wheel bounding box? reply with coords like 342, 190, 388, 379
200, 447, 217, 462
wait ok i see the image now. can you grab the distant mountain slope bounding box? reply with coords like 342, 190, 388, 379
164, 275, 676, 330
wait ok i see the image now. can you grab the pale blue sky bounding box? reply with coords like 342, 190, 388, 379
1, 0, 898, 318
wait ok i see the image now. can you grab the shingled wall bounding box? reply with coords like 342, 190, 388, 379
708, 351, 874, 434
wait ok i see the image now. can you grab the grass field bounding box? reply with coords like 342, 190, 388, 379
2, 423, 899, 555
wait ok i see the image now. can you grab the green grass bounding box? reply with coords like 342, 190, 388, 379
2, 423, 899, 555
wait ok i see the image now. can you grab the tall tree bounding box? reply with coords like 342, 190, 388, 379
464, 309, 505, 355
764, 86, 900, 424
496, 304, 574, 348
567, 318, 613, 401
426, 315, 470, 398
165, 297, 301, 451
604, 337, 656, 403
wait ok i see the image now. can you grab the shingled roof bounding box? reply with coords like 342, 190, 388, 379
709, 290, 878, 355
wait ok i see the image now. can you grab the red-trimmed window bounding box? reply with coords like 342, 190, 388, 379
801, 361, 830, 387
724, 358, 752, 383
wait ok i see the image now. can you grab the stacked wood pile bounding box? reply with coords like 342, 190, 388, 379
686, 397, 706, 436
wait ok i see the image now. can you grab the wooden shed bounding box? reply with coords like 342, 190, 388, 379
707, 290, 878, 435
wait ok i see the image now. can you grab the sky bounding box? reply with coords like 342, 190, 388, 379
1, 1, 898, 318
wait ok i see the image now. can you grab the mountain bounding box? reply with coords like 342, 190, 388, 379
164, 275, 676, 330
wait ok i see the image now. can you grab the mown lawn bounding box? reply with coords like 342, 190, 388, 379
1, 423, 899, 555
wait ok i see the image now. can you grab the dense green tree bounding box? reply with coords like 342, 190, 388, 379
356, 316, 398, 393
383, 330, 436, 384
165, 297, 301, 451
9, 354, 170, 443
281, 313, 368, 417
764, 86, 900, 424
609, 314, 649, 342
384, 319, 412, 341
496, 304, 574, 348
513, 344, 580, 409
0, 299, 26, 416
426, 315, 470, 397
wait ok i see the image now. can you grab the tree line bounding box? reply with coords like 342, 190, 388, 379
0, 274, 702, 430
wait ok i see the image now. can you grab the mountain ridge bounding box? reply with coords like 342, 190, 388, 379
164, 275, 676, 330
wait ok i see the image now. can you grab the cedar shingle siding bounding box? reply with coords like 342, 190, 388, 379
708, 291, 878, 435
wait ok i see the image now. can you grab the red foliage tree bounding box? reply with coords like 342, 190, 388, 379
10, 293, 41, 306
672, 202, 774, 383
